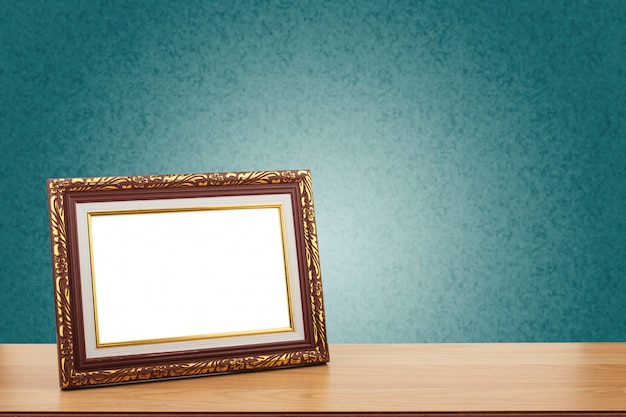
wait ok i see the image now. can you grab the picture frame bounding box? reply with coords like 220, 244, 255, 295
47, 170, 329, 389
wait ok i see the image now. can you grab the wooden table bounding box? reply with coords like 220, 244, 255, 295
1, 343, 626, 416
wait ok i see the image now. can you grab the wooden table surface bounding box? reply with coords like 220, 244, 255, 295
1, 343, 626, 416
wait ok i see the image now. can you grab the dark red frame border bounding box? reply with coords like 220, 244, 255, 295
47, 170, 328, 389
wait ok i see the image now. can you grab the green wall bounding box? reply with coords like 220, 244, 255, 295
1, 0, 624, 343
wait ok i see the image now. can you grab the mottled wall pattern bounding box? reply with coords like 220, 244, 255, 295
1, 0, 624, 343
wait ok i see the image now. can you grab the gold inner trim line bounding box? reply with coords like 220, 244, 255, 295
86, 203, 296, 348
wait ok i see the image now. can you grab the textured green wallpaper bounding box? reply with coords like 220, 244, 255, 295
1, 0, 624, 343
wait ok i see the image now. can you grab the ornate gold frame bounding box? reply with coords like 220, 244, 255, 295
47, 170, 329, 389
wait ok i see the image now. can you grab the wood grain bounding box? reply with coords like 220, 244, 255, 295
1, 343, 626, 415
